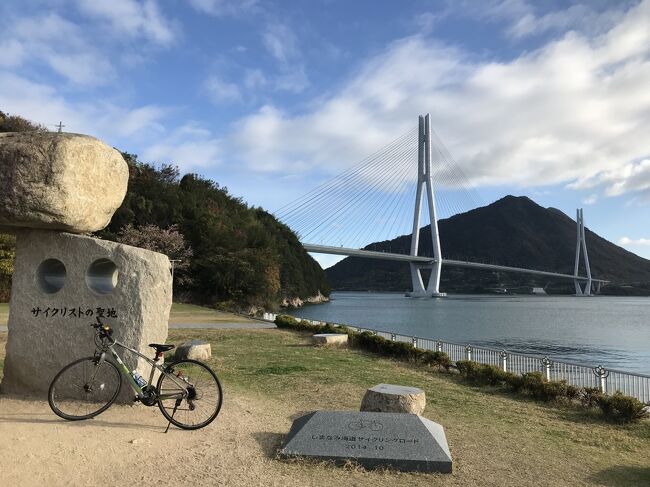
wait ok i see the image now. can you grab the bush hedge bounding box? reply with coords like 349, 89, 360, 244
275, 315, 648, 423
455, 360, 647, 423
274, 315, 452, 370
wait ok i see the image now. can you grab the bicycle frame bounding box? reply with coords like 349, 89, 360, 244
98, 339, 188, 401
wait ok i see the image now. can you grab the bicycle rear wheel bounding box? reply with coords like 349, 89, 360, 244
48, 357, 122, 421
157, 359, 223, 430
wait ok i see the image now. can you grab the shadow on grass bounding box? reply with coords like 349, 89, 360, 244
252, 431, 285, 459
589, 465, 650, 486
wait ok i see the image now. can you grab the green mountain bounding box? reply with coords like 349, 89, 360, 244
326, 196, 650, 295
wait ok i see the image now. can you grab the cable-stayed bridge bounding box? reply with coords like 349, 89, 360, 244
275, 114, 608, 297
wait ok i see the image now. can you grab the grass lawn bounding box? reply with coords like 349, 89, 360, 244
169, 302, 254, 324
166, 328, 650, 486
1, 324, 648, 485
0, 302, 253, 326
0, 303, 8, 326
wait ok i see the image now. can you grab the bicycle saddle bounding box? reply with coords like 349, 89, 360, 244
149, 343, 175, 352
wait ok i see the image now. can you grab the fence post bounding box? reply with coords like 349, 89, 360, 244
390, 333, 396, 342
542, 356, 551, 381
593, 365, 609, 394
436, 340, 443, 352
412, 337, 418, 348
465, 345, 472, 361
500, 350, 508, 372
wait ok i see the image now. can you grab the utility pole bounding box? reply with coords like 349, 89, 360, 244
170, 259, 181, 287
55, 122, 65, 133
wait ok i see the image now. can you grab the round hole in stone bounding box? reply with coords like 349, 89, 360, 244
37, 258, 67, 294
86, 258, 119, 295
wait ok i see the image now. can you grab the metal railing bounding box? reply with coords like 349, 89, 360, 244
279, 316, 650, 404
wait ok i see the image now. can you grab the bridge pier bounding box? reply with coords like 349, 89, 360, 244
407, 114, 446, 298
573, 208, 593, 297
407, 263, 446, 298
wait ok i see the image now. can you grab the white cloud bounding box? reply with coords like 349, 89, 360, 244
619, 237, 650, 246
204, 76, 242, 104
244, 69, 267, 90
256, 22, 309, 93
0, 39, 25, 67
0, 72, 166, 141
7, 13, 114, 85
188, 0, 259, 16
582, 194, 598, 205
142, 123, 221, 170
229, 0, 650, 203
76, 0, 176, 46
464, 0, 622, 40
571, 159, 650, 197
274, 67, 309, 93
262, 22, 299, 64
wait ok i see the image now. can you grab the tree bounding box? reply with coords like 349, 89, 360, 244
0, 110, 47, 133
0, 234, 16, 301
116, 224, 193, 287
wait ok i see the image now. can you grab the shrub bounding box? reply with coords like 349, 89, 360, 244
536, 380, 572, 402
456, 360, 480, 376
455, 361, 519, 387
274, 315, 452, 368
597, 392, 649, 423
352, 332, 422, 362
274, 315, 349, 335
579, 387, 603, 408
420, 351, 453, 370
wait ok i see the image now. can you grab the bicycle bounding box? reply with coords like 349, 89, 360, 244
48, 317, 223, 432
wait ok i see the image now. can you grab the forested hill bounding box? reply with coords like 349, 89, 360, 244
98, 154, 330, 309
326, 196, 650, 295
0, 109, 330, 309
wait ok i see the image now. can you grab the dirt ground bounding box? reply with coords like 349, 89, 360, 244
0, 392, 449, 487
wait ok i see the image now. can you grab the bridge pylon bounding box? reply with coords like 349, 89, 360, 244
407, 114, 446, 298
574, 208, 593, 296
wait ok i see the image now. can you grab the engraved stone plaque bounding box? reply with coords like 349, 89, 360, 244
280, 411, 452, 473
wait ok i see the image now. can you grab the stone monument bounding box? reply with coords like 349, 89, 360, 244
0, 132, 172, 401
175, 339, 212, 361
360, 384, 426, 415
312, 333, 348, 346
280, 410, 452, 473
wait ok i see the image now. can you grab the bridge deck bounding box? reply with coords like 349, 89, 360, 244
302, 244, 608, 283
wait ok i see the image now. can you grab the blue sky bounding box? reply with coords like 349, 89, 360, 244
1, 0, 650, 267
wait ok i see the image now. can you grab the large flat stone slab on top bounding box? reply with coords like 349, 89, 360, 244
280, 410, 452, 473
361, 383, 426, 415
175, 339, 211, 360
0, 132, 128, 233
0, 230, 172, 402
312, 333, 348, 346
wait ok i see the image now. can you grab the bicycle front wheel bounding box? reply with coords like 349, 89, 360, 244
157, 359, 223, 430
48, 357, 122, 421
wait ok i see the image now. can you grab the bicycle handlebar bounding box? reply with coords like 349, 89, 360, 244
90, 317, 113, 337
